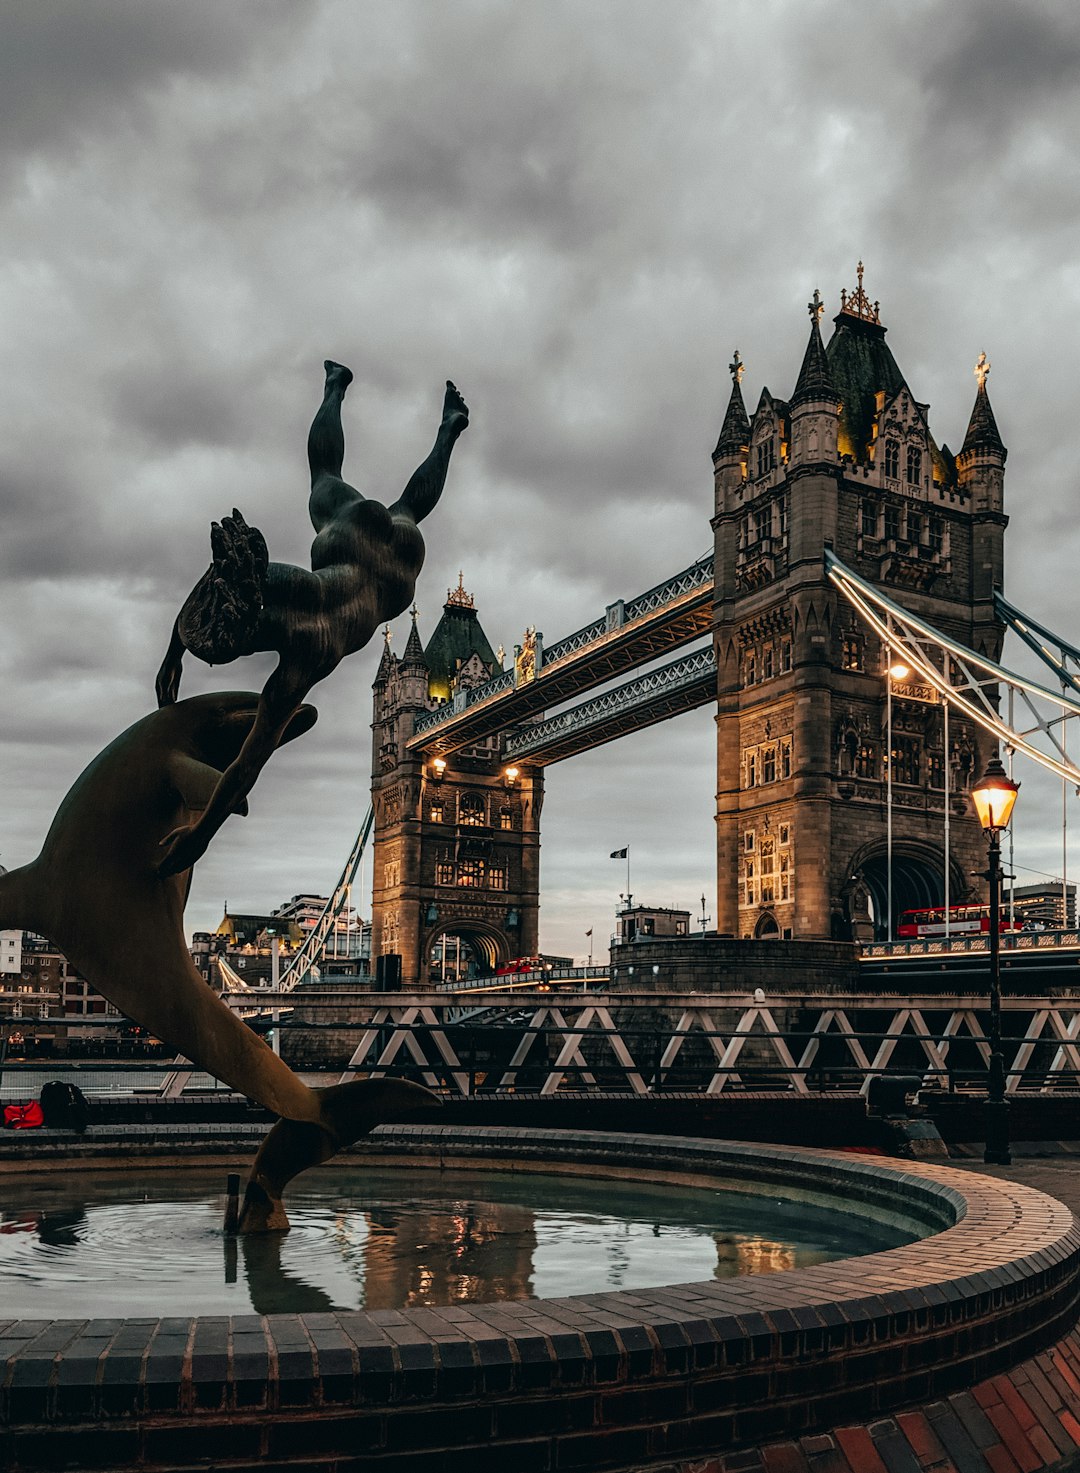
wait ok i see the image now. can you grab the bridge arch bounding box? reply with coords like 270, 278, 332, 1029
847, 839, 968, 941
423, 921, 508, 986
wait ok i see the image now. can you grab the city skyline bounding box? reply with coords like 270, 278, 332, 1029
3, 2, 1080, 959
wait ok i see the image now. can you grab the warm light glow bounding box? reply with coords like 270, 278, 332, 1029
971, 754, 1020, 833
432, 757, 446, 775
888, 661, 910, 680
504, 766, 519, 783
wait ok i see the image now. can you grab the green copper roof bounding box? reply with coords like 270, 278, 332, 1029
825, 311, 905, 462
424, 596, 499, 698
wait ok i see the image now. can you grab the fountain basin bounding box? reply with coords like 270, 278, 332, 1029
1, 1126, 1078, 1472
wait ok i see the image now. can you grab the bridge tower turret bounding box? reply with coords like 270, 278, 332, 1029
711, 267, 1006, 941
370, 581, 542, 986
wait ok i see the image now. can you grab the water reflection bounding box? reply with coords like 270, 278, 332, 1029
0, 1167, 915, 1317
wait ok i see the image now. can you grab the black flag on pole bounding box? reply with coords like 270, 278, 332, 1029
610, 848, 628, 859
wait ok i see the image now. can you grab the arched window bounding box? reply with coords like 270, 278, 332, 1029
459, 793, 486, 827
883, 440, 900, 479
906, 445, 922, 487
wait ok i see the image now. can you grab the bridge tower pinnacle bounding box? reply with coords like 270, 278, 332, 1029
711, 270, 1007, 941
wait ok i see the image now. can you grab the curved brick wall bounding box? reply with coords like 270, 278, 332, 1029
1, 1127, 1079, 1472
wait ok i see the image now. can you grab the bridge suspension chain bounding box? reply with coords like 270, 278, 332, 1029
826, 551, 1080, 790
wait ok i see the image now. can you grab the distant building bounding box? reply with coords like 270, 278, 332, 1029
1010, 883, 1076, 931
615, 905, 691, 944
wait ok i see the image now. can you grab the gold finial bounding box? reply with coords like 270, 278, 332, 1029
808, 289, 824, 322
838, 261, 881, 325
974, 351, 990, 391
729, 348, 744, 384
382, 624, 392, 646
446, 571, 475, 609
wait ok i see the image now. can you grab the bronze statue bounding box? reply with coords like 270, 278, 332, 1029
0, 692, 435, 1231
154, 364, 469, 876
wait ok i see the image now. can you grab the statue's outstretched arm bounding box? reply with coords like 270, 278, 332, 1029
157, 665, 319, 877
391, 381, 469, 524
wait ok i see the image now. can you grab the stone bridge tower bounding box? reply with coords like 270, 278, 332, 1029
711, 269, 1007, 940
370, 579, 542, 986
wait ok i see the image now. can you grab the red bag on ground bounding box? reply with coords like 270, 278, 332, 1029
2, 1101, 44, 1130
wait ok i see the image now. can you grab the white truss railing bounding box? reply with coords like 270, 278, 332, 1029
335, 989, 1080, 1098
826, 550, 1080, 789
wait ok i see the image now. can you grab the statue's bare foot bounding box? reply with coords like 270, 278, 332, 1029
323, 360, 353, 394
443, 380, 469, 436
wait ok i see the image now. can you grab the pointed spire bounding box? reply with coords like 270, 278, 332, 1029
960, 352, 1007, 459
401, 604, 428, 668
373, 624, 394, 686
712, 349, 751, 458
790, 290, 838, 408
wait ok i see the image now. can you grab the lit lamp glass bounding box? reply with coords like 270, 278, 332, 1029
888, 660, 910, 680
504, 766, 519, 786
970, 754, 1019, 833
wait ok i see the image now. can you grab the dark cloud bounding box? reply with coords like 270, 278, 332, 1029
3, 1, 1080, 954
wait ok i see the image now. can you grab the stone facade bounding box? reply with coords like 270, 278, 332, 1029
712, 272, 1008, 940
370, 586, 542, 987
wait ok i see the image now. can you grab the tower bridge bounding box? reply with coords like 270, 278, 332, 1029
330, 266, 1080, 991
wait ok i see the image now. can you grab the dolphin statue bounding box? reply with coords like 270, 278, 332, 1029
0, 692, 434, 1231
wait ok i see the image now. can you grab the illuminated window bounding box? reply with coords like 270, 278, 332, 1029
458, 858, 484, 888
435, 858, 454, 885
489, 864, 507, 890
906, 445, 922, 487
499, 806, 513, 830
429, 800, 444, 823
856, 742, 876, 779
841, 635, 862, 671
459, 793, 485, 827
884, 440, 900, 479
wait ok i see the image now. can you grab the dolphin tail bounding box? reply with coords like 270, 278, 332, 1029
237, 1078, 439, 1232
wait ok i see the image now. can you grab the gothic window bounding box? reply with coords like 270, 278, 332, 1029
891, 736, 921, 786
763, 645, 774, 680
884, 439, 900, 479
459, 793, 486, 827
907, 510, 923, 544
928, 516, 944, 556
906, 445, 922, 487
744, 859, 755, 906
745, 651, 757, 686
756, 440, 775, 478
779, 824, 790, 847
435, 857, 454, 886
856, 742, 877, 779
841, 635, 863, 671
860, 499, 878, 537
429, 800, 444, 823
489, 863, 508, 891
840, 729, 858, 776
930, 751, 945, 788
884, 505, 900, 542
780, 851, 790, 901
746, 751, 757, 788
781, 639, 792, 672
499, 806, 513, 830
762, 747, 777, 784
781, 740, 792, 779
754, 506, 771, 542
458, 858, 484, 887
760, 839, 776, 904
744, 830, 755, 852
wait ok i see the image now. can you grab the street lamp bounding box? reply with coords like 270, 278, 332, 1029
970, 752, 1020, 1165
885, 657, 910, 939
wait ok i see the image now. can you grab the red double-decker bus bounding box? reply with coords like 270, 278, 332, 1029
896, 904, 1024, 939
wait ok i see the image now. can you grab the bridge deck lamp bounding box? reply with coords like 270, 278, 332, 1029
503, 766, 519, 787
888, 660, 910, 681
431, 756, 446, 781
885, 657, 911, 938
971, 752, 1019, 1165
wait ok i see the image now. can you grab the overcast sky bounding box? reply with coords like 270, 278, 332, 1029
3, 0, 1080, 958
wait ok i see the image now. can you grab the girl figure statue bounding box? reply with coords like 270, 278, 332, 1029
155, 361, 468, 875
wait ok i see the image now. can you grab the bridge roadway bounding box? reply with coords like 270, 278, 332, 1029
860, 930, 1080, 990
407, 554, 714, 758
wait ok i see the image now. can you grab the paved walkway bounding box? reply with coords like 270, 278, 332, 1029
947, 1142, 1080, 1217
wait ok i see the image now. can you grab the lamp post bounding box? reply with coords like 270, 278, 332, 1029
886, 657, 911, 940
970, 752, 1020, 1165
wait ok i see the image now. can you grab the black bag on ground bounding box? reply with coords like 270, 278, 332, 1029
39, 1080, 89, 1133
